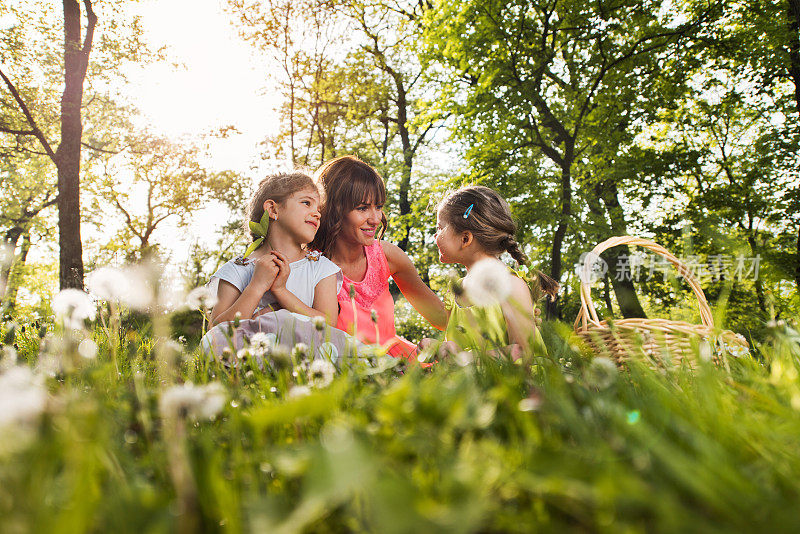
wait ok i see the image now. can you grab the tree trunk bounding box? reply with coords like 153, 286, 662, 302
1, 227, 24, 297
394, 78, 413, 252
546, 161, 572, 319
747, 235, 767, 313
596, 180, 647, 318
796, 224, 800, 291
55, 0, 95, 290
602, 272, 614, 315
2, 231, 31, 315
787, 0, 800, 292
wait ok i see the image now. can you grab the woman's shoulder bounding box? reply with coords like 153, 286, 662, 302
379, 240, 409, 272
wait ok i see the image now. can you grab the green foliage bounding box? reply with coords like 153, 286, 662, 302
3, 295, 800, 531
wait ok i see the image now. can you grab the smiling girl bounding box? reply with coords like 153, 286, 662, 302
209, 172, 341, 326
310, 156, 447, 360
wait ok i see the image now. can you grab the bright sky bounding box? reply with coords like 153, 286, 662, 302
124, 0, 280, 174
108, 0, 286, 276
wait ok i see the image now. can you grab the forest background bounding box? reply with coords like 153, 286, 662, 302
2, 0, 799, 341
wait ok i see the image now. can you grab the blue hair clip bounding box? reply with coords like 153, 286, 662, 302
463, 203, 474, 219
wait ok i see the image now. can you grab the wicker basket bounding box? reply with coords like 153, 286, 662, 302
573, 236, 748, 365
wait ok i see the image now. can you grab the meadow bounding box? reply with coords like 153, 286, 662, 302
2, 285, 800, 534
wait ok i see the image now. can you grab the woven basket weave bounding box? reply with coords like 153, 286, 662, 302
573, 236, 747, 365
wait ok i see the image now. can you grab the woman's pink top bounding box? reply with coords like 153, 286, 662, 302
336, 240, 417, 360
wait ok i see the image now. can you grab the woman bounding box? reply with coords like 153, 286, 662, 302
310, 155, 447, 360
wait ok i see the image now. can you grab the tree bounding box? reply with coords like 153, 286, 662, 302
0, 0, 97, 289
87, 132, 240, 263
422, 0, 713, 317
0, 1, 149, 289
229, 0, 447, 252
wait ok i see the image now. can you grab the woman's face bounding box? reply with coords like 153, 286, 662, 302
340, 200, 384, 247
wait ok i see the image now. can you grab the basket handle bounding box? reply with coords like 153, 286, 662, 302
573, 236, 714, 332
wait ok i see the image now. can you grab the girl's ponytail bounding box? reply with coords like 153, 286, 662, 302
502, 235, 559, 301
533, 270, 560, 301
503, 235, 528, 266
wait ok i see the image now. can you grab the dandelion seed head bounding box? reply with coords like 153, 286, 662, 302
586, 357, 617, 390
271, 345, 291, 370
51, 289, 96, 329
288, 385, 311, 399
86, 267, 129, 302
248, 332, 273, 356
292, 343, 309, 360
186, 286, 218, 310
308, 359, 335, 388
159, 382, 226, 421
77, 338, 98, 360
0, 366, 47, 427
311, 316, 326, 331
462, 258, 512, 306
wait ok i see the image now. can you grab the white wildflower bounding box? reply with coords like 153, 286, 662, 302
462, 258, 512, 306
120, 265, 156, 310
186, 286, 218, 310
287, 385, 311, 399
308, 359, 335, 388
159, 382, 226, 421
586, 357, 617, 390
311, 316, 326, 331
319, 342, 338, 363
77, 338, 98, 360
86, 267, 128, 302
0, 345, 18, 370
454, 351, 474, 367
292, 343, 309, 361
724, 343, 749, 358
0, 366, 47, 427
249, 332, 273, 356
236, 348, 251, 361
35, 353, 63, 378
51, 289, 96, 329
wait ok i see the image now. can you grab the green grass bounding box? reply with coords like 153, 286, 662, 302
1, 313, 800, 533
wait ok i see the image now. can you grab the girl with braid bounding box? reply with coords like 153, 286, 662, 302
423, 185, 559, 359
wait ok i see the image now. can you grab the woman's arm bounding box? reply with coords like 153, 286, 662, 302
269, 251, 338, 324
382, 241, 448, 330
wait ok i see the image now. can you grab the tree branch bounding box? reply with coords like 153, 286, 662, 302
81, 141, 119, 155
0, 125, 36, 136
0, 68, 57, 162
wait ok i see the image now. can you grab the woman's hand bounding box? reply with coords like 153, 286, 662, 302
417, 338, 461, 360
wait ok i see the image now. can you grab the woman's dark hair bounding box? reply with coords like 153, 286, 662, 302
309, 155, 387, 257
246, 172, 317, 241
438, 185, 559, 299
